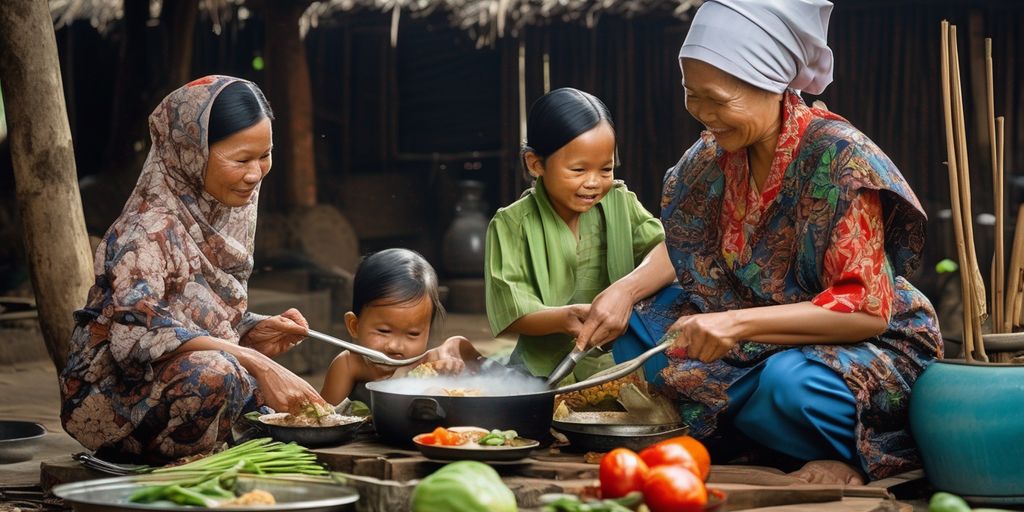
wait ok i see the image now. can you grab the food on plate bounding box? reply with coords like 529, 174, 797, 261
257, 400, 362, 428
642, 465, 707, 512
411, 460, 518, 512
415, 426, 534, 448
222, 489, 276, 506
417, 426, 466, 446
258, 412, 362, 428
599, 448, 649, 499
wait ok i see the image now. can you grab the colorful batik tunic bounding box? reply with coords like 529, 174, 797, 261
60, 76, 268, 464
638, 91, 941, 479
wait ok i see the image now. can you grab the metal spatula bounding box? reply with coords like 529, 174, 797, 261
550, 331, 680, 395
546, 345, 600, 387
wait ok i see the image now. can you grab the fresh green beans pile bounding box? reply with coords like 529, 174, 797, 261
129, 438, 327, 507
151, 438, 327, 477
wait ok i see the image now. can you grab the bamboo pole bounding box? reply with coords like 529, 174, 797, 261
940, 21, 975, 361
985, 39, 1004, 334
1010, 205, 1024, 330
950, 24, 988, 361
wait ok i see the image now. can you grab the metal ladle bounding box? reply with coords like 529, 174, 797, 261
306, 329, 430, 366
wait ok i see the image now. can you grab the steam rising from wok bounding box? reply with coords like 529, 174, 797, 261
373, 373, 549, 396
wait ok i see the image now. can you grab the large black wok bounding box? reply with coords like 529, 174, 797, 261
364, 342, 668, 447
367, 375, 555, 445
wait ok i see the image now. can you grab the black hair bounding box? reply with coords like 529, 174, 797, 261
208, 81, 274, 145
522, 87, 615, 176
351, 248, 445, 325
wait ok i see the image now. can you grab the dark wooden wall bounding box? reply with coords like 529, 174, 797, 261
4, 0, 1021, 298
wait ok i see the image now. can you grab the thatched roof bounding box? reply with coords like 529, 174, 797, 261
306, 0, 699, 46
52, 0, 699, 44
50, 0, 247, 34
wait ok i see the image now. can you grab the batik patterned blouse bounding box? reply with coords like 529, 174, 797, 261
639, 91, 941, 479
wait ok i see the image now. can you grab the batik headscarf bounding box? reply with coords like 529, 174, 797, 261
75, 75, 267, 380
680, 0, 834, 95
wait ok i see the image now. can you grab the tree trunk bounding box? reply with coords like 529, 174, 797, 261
0, 0, 94, 372
262, 0, 317, 208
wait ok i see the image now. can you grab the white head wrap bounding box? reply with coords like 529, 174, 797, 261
679, 0, 834, 95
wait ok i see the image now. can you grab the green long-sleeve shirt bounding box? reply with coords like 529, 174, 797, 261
484, 178, 665, 379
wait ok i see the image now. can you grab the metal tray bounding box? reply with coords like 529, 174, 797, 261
53, 474, 359, 512
551, 420, 689, 453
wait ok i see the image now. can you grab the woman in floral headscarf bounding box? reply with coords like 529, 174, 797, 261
60, 76, 328, 464
575, 0, 940, 484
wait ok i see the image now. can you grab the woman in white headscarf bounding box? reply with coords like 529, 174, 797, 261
60, 76, 329, 464
575, 0, 940, 483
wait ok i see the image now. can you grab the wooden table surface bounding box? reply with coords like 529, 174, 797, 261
39, 436, 917, 512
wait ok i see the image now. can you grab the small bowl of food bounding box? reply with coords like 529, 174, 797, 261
248, 403, 368, 447
413, 426, 539, 462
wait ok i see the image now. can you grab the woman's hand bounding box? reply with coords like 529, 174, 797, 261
575, 285, 634, 350
669, 311, 743, 363
242, 308, 309, 358
248, 351, 328, 414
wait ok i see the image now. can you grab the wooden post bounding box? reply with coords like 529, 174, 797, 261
0, 0, 94, 372
260, 0, 317, 208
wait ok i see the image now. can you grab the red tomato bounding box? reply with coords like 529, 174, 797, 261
649, 436, 711, 481
418, 435, 437, 445
638, 442, 701, 478
642, 465, 708, 512
599, 448, 649, 498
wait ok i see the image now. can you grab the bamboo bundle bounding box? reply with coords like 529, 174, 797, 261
986, 39, 1004, 334
941, 21, 985, 361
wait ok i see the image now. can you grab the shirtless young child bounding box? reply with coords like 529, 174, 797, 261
320, 248, 482, 404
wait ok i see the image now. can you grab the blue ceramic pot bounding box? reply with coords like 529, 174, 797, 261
909, 359, 1024, 497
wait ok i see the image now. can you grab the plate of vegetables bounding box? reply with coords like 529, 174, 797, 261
412, 426, 539, 461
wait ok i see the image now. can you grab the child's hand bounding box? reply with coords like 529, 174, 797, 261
421, 339, 470, 375
429, 358, 465, 375
563, 304, 591, 338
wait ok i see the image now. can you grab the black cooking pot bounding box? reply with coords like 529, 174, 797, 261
368, 383, 554, 446
364, 357, 650, 447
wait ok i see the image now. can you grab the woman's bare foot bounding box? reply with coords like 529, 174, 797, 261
789, 460, 865, 485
